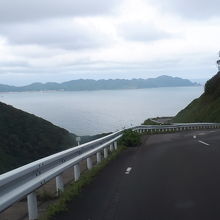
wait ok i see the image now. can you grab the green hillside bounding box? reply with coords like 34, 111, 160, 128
173, 72, 220, 123
0, 102, 76, 174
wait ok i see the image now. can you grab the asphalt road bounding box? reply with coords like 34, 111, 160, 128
55, 129, 220, 220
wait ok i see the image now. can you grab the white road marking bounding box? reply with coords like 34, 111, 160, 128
125, 167, 132, 174
198, 133, 206, 135
198, 140, 210, 146
193, 135, 197, 139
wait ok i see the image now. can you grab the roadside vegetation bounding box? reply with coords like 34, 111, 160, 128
119, 129, 141, 147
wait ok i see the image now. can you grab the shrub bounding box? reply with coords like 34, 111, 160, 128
120, 129, 141, 147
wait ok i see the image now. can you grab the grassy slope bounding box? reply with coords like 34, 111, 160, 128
173, 72, 220, 123
0, 102, 76, 174
142, 119, 160, 125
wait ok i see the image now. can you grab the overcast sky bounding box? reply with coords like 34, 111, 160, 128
0, 0, 220, 85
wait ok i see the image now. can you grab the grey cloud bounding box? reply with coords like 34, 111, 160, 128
0, 20, 109, 50
0, 61, 29, 68
0, 58, 183, 75
0, 0, 118, 23
150, 0, 220, 19
119, 22, 171, 42
0, 54, 216, 85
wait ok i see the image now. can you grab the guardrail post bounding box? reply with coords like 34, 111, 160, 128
110, 144, 114, 152
74, 163, 80, 181
87, 157, 93, 170
27, 192, 38, 220
104, 147, 108, 159
114, 141, 118, 150
56, 175, 64, 195
97, 151, 101, 164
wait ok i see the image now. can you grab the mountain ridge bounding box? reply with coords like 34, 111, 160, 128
0, 75, 199, 92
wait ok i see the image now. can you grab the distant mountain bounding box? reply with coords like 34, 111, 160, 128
173, 72, 220, 123
0, 76, 199, 92
0, 102, 76, 174
0, 84, 17, 92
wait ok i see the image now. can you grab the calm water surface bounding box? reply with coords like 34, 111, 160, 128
0, 87, 203, 135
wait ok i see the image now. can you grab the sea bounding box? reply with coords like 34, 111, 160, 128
0, 86, 203, 136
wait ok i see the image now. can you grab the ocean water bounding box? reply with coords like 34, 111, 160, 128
0, 87, 203, 135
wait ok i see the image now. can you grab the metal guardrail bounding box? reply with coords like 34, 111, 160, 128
134, 123, 220, 132
0, 123, 220, 220
133, 123, 220, 132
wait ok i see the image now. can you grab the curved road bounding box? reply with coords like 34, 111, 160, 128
55, 129, 220, 220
